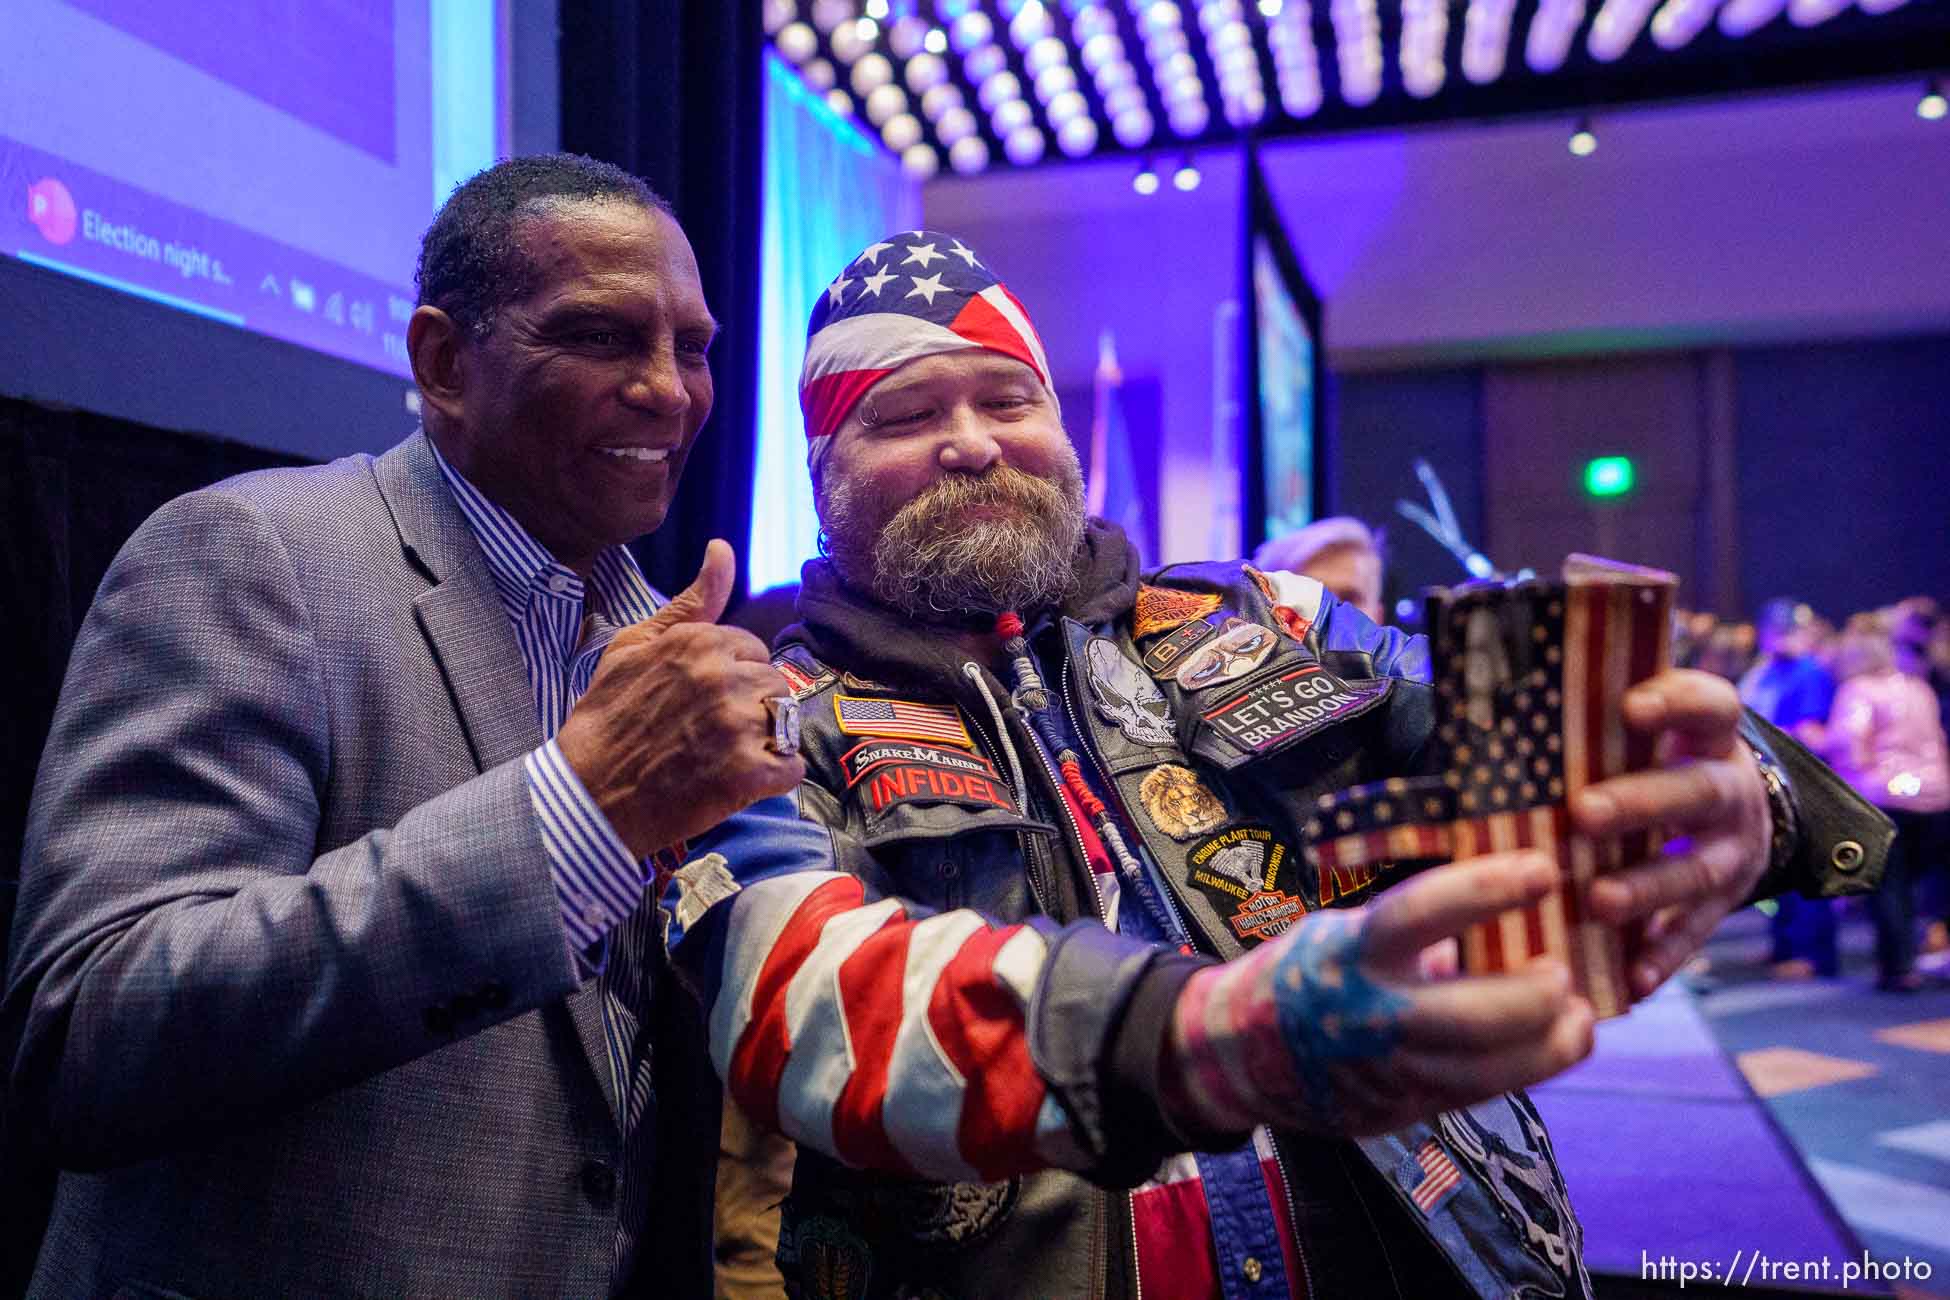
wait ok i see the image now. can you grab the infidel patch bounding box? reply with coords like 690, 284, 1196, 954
842, 739, 1017, 818
1185, 825, 1306, 947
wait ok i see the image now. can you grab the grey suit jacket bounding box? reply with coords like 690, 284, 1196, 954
4, 433, 708, 1296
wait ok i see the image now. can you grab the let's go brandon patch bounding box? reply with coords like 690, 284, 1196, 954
841, 739, 1018, 817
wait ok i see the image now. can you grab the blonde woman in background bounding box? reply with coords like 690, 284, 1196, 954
1825, 613, 1950, 992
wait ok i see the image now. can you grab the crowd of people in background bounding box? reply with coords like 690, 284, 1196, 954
1681, 596, 1950, 991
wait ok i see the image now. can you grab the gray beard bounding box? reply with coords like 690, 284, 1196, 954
819, 459, 1087, 621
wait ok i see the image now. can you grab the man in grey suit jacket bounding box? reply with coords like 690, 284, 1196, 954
3, 155, 820, 1295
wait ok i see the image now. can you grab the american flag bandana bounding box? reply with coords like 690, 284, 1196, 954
799, 230, 1054, 454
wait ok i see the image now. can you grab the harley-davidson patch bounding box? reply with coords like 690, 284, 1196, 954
1133, 584, 1223, 639
1185, 825, 1306, 947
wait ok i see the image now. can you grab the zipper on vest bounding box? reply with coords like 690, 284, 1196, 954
1018, 715, 1111, 924
1129, 1187, 1144, 1300
1269, 1135, 1314, 1300
961, 662, 1064, 918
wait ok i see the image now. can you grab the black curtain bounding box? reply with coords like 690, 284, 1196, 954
0, 394, 310, 1291
560, 0, 766, 601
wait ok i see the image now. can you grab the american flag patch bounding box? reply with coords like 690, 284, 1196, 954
1408, 1139, 1463, 1214
834, 694, 973, 748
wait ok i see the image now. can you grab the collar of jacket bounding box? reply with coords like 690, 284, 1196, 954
785, 520, 1142, 696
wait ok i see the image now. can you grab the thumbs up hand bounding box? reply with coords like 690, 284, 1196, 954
555, 540, 804, 860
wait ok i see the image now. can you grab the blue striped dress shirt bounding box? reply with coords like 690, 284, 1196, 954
429, 441, 669, 1277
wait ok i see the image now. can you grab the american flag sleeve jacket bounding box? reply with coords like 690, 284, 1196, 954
671, 790, 1210, 1188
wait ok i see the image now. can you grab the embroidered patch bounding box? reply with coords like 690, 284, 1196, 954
1137, 764, 1228, 840
1274, 604, 1313, 642
834, 694, 973, 748
1133, 585, 1224, 640
1200, 666, 1393, 756
672, 852, 740, 931
1244, 564, 1279, 606
1140, 616, 1221, 676
790, 1215, 872, 1300
840, 739, 1016, 817
1082, 637, 1176, 748
841, 670, 891, 692
1174, 617, 1278, 692
1403, 1139, 1464, 1216
1185, 825, 1306, 947
773, 646, 833, 700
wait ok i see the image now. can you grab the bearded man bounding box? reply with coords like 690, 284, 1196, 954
679, 232, 1886, 1299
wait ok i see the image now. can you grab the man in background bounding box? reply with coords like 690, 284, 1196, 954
4, 154, 813, 1296
1254, 514, 1387, 623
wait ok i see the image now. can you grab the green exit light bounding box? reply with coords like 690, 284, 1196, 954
1584, 456, 1635, 498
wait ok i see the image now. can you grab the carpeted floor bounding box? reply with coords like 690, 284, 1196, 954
1693, 903, 1950, 1291
1531, 901, 1949, 1297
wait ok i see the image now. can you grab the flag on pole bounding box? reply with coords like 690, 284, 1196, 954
1088, 329, 1148, 565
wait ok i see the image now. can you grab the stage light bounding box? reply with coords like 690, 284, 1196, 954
949, 135, 992, 174
1133, 160, 1161, 194
924, 27, 948, 53
1173, 156, 1201, 190
1112, 106, 1156, 147
936, 105, 979, 143
991, 98, 1034, 134
1005, 124, 1048, 164
904, 51, 948, 92
1587, 0, 1659, 61
1716, 0, 1786, 36
1258, 0, 1282, 14
802, 58, 837, 90
829, 20, 869, 62
920, 82, 964, 118
763, 0, 797, 37
864, 0, 888, 16
1224, 89, 1266, 126
964, 44, 1008, 82
1080, 32, 1123, 72
1105, 83, 1146, 117
1025, 36, 1069, 76
825, 88, 856, 117
1096, 59, 1138, 93
1919, 80, 1948, 121
1035, 65, 1080, 102
936, 0, 975, 16
850, 52, 894, 95
950, 10, 993, 51
978, 70, 1024, 112
1569, 117, 1597, 155
1057, 115, 1100, 156
1583, 456, 1635, 498
1142, 2, 1182, 36
901, 143, 942, 179
775, 21, 818, 63
864, 82, 908, 124
1168, 98, 1210, 135
854, 16, 880, 43
1073, 6, 1118, 41
1786, 0, 1851, 25
810, 0, 856, 34
888, 15, 930, 57
1011, 3, 1055, 48
881, 112, 923, 150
